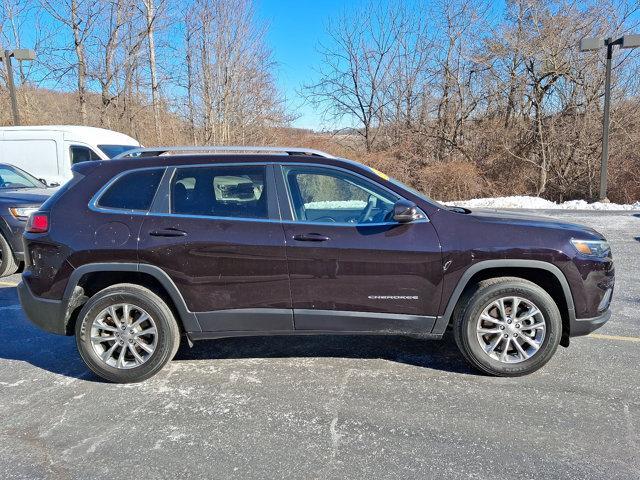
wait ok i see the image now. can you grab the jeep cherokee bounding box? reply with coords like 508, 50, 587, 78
18, 147, 614, 382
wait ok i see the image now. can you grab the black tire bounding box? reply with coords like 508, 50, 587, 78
0, 234, 18, 278
453, 277, 562, 377
75, 283, 180, 383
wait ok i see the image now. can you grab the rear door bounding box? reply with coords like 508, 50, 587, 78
138, 163, 293, 333
276, 164, 442, 334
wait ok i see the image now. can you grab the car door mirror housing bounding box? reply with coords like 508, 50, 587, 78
393, 199, 425, 223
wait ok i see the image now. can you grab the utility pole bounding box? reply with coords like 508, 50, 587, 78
599, 38, 613, 202
580, 34, 640, 201
3, 50, 20, 125
1, 48, 37, 126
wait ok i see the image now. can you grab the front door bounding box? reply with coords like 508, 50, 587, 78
276, 164, 442, 334
138, 163, 292, 333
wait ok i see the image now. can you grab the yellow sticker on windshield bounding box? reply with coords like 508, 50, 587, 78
370, 167, 389, 181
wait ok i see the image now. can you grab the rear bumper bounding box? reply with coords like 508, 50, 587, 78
17, 280, 67, 335
569, 308, 611, 337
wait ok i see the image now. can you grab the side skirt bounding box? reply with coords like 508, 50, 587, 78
191, 308, 442, 341
294, 309, 437, 334
188, 330, 443, 342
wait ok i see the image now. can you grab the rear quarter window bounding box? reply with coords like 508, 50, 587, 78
97, 169, 164, 211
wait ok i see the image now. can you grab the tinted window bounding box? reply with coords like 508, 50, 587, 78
0, 164, 43, 189
70, 145, 101, 165
98, 169, 164, 211
98, 144, 138, 158
284, 166, 397, 224
171, 165, 268, 219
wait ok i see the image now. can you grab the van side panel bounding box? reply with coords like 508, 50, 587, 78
1, 131, 65, 184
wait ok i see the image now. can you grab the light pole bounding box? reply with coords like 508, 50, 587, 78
1, 48, 36, 126
579, 34, 640, 201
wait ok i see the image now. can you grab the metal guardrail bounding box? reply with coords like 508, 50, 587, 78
114, 146, 336, 159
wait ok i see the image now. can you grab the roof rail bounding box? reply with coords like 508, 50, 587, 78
114, 145, 336, 159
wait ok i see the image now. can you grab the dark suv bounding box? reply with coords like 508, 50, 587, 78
18, 147, 614, 382
0, 163, 53, 277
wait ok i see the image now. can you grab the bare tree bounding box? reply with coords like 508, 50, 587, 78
41, 0, 101, 124
6, 0, 640, 204
304, 2, 403, 152
142, 0, 161, 142
184, 5, 198, 144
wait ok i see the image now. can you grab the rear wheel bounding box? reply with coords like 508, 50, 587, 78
453, 277, 562, 376
75, 284, 180, 383
0, 234, 18, 278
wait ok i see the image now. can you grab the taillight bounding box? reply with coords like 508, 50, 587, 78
26, 213, 49, 233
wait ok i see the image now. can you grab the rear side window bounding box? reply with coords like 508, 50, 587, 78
171, 165, 268, 219
98, 169, 164, 211
70, 145, 101, 165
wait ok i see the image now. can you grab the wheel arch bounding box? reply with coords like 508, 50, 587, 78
62, 263, 200, 335
435, 260, 575, 346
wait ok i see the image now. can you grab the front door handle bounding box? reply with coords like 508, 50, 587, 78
293, 233, 330, 242
149, 228, 188, 238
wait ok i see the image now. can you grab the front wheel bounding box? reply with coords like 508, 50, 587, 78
75, 284, 180, 383
453, 277, 562, 376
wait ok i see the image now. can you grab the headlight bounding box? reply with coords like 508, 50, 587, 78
9, 206, 40, 220
570, 239, 611, 257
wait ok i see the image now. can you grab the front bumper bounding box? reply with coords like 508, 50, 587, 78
0, 216, 26, 260
569, 308, 611, 337
17, 280, 67, 335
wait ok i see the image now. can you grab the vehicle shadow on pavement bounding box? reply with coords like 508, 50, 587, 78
0, 285, 103, 381
1, 285, 474, 379
174, 333, 475, 375
0, 326, 100, 381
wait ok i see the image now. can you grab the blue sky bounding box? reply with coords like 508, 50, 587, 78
256, 0, 350, 130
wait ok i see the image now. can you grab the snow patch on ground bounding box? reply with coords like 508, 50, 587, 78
446, 195, 640, 211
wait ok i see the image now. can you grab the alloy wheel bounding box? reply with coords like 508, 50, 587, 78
475, 296, 546, 363
90, 304, 158, 369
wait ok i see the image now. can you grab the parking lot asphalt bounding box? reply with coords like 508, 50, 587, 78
0, 210, 638, 480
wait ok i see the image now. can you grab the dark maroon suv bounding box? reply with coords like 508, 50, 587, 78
18, 147, 614, 382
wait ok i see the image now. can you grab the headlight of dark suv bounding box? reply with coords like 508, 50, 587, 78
570, 239, 611, 258
9, 206, 40, 221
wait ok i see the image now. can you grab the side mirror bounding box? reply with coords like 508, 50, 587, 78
393, 199, 425, 223
38, 178, 48, 187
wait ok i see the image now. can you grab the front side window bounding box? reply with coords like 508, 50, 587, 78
70, 145, 101, 165
171, 165, 268, 219
284, 166, 397, 224
98, 169, 164, 211
0, 164, 44, 189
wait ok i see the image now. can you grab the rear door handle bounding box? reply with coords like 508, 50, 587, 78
293, 233, 330, 242
149, 228, 188, 238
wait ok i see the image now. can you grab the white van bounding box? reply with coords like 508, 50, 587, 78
0, 126, 140, 186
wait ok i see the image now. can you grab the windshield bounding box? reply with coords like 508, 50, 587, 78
98, 144, 139, 159
0, 164, 45, 189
